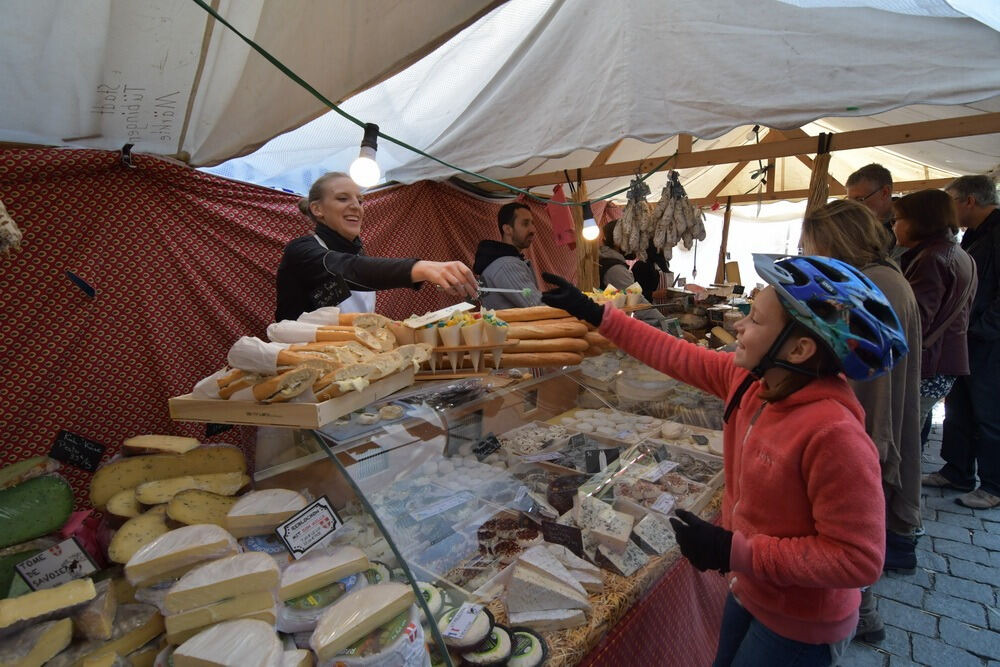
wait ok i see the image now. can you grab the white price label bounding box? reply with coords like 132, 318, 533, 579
521, 451, 562, 462
411, 491, 474, 521
15, 537, 98, 591
443, 603, 484, 639
275, 496, 344, 559
650, 493, 676, 515
641, 460, 679, 482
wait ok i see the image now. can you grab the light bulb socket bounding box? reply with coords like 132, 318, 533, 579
360, 123, 379, 151
581, 201, 595, 224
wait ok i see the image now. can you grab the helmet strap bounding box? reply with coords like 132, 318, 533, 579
724, 320, 819, 423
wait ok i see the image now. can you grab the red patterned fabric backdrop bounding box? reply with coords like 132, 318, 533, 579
0, 149, 579, 505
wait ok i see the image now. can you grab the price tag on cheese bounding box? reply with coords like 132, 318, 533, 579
15, 537, 98, 591
521, 451, 562, 462
443, 602, 485, 639
410, 491, 475, 522
641, 460, 679, 482
275, 495, 344, 559
650, 493, 676, 515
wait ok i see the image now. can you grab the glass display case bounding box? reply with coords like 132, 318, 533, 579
248, 353, 727, 666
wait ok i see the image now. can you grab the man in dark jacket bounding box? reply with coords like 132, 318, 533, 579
473, 202, 543, 309
924, 175, 1000, 509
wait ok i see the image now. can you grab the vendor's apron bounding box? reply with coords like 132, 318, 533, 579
314, 233, 375, 314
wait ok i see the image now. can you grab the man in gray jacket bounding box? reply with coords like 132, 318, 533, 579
473, 202, 543, 309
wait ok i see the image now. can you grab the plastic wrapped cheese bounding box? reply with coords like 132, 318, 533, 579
165, 591, 277, 644
47, 604, 165, 667
225, 490, 308, 538
125, 525, 238, 586
0, 577, 96, 632
0, 618, 72, 666
276, 572, 368, 634
279, 547, 369, 601
166, 552, 280, 613
318, 604, 424, 667
309, 583, 415, 661
173, 619, 282, 667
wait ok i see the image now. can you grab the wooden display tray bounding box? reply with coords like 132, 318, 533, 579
168, 368, 415, 429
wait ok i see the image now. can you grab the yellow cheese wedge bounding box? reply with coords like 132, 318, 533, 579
105, 488, 142, 520
224, 489, 307, 538
108, 505, 170, 565
124, 642, 160, 667
309, 583, 414, 661
72, 579, 118, 640
0, 618, 72, 667
281, 649, 314, 667
90, 446, 247, 509
165, 591, 275, 644
166, 552, 280, 613
45, 603, 164, 667
166, 608, 276, 646
278, 547, 369, 601
123, 435, 200, 456
82, 652, 120, 667
173, 619, 281, 667
167, 490, 238, 527
0, 578, 96, 629
124, 525, 237, 587
135, 473, 249, 505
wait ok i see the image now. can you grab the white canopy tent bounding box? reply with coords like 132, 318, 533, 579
206, 0, 1000, 198
0, 0, 501, 165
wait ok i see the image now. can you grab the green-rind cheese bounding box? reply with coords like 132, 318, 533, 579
0, 475, 73, 549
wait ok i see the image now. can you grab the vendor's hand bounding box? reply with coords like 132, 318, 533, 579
541, 272, 605, 327
669, 509, 733, 574
413, 261, 478, 299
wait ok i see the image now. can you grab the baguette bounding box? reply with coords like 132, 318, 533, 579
584, 331, 615, 349
493, 306, 571, 322
498, 352, 583, 368
276, 350, 341, 374
216, 370, 266, 399
508, 337, 589, 353
315, 329, 361, 343
251, 367, 318, 403
583, 345, 604, 357
289, 341, 375, 363
352, 313, 392, 330
507, 321, 588, 340
313, 363, 378, 401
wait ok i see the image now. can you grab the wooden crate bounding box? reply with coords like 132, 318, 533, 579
168, 369, 415, 429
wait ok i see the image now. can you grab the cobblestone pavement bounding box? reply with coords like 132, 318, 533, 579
843, 419, 1000, 666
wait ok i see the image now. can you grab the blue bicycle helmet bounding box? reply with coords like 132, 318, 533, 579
752, 253, 908, 380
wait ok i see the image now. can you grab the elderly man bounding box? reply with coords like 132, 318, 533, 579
473, 202, 543, 310
846, 164, 899, 258
923, 175, 1000, 509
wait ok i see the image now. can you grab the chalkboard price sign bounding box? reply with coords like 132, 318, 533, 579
49, 430, 106, 472
540, 520, 584, 558
472, 433, 502, 462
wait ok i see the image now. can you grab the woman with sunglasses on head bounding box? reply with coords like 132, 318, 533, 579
275, 172, 478, 321
541, 249, 908, 666
800, 199, 923, 643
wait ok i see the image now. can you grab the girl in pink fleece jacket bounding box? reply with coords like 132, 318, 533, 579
542, 254, 909, 667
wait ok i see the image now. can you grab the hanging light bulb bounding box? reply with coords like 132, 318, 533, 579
349, 123, 381, 187
581, 201, 600, 241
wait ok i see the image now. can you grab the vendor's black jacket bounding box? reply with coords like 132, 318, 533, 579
275, 223, 419, 321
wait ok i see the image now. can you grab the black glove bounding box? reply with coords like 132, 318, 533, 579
669, 509, 733, 573
541, 272, 605, 327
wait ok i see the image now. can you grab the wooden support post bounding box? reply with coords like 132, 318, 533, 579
715, 197, 733, 284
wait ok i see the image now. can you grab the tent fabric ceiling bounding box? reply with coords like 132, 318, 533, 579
0, 0, 500, 166
207, 0, 1000, 198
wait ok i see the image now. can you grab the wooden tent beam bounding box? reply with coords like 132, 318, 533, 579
475, 113, 1000, 191
589, 139, 623, 167
715, 197, 733, 284
689, 177, 955, 206
678, 134, 693, 153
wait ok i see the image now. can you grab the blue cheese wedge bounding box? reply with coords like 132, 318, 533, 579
506, 608, 585, 631
578, 497, 633, 554
545, 544, 600, 576
632, 513, 677, 555
517, 546, 587, 597
568, 569, 603, 594
506, 565, 590, 614
595, 542, 648, 578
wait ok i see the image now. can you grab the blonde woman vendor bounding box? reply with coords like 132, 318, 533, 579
275, 171, 477, 320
